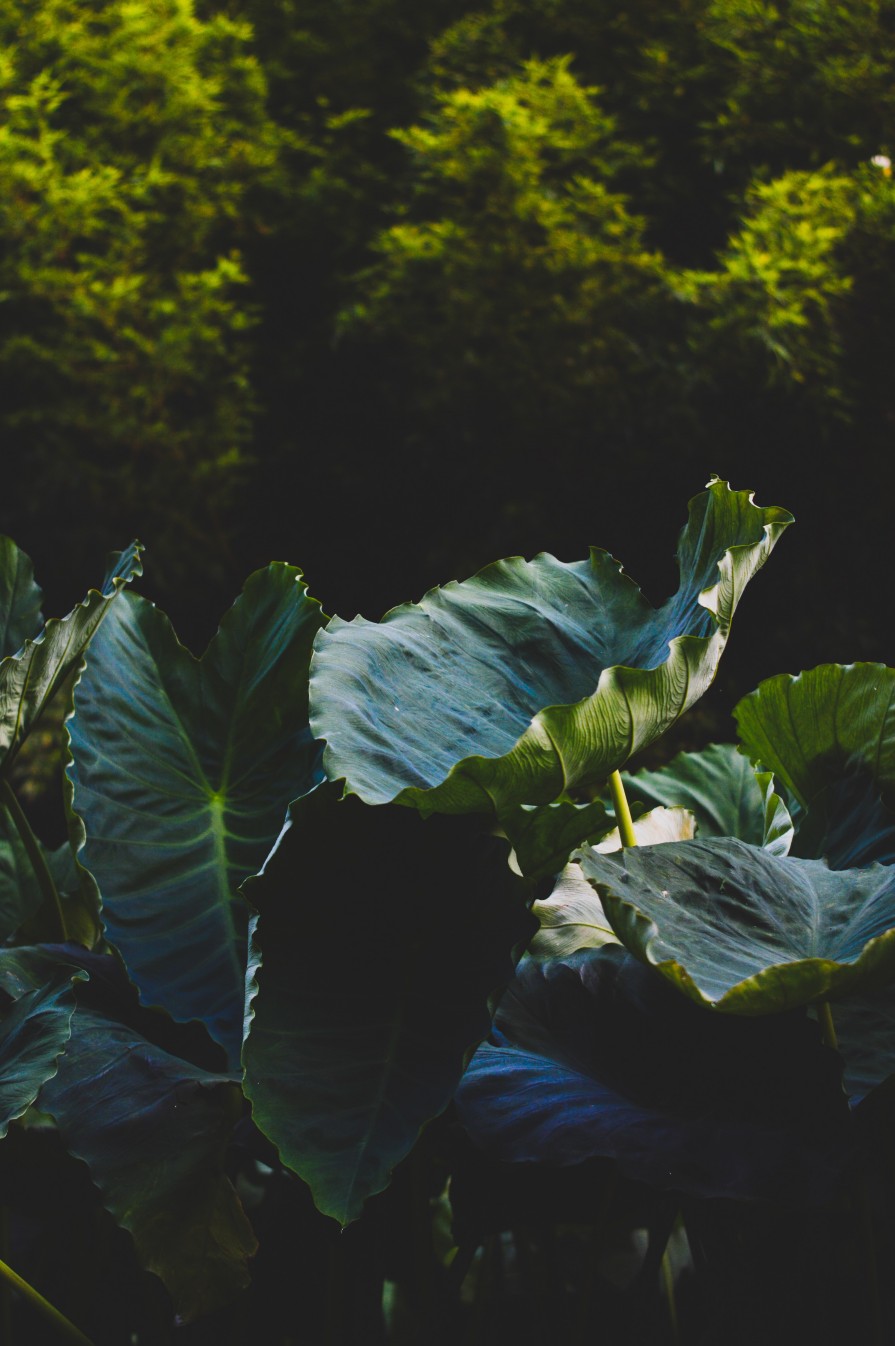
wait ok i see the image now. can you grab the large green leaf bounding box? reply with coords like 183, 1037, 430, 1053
622, 742, 793, 854
67, 566, 325, 1065
735, 664, 895, 809
0, 541, 142, 776
578, 838, 895, 1013
0, 537, 43, 659
243, 784, 535, 1226
310, 480, 791, 872
735, 664, 895, 866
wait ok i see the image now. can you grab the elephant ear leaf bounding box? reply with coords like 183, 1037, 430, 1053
578, 837, 895, 1013
311, 480, 791, 873
735, 664, 895, 866
242, 784, 535, 1226
0, 537, 43, 659
67, 565, 326, 1067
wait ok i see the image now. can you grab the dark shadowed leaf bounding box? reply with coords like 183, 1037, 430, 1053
242, 784, 536, 1225
0, 541, 142, 776
579, 838, 895, 1013
0, 537, 43, 659
0, 944, 254, 1322
829, 984, 895, 1104
455, 948, 851, 1203
42, 1008, 252, 1322
67, 566, 325, 1065
0, 808, 46, 939
310, 481, 791, 873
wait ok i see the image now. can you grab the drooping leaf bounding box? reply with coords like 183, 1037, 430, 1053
455, 947, 851, 1204
243, 784, 535, 1226
0, 541, 142, 776
530, 807, 694, 958
67, 566, 325, 1065
622, 742, 793, 853
0, 537, 43, 659
310, 481, 791, 873
735, 664, 895, 865
579, 838, 895, 1013
0, 944, 254, 1322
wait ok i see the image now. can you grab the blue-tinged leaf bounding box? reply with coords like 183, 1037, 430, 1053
243, 784, 536, 1225
0, 974, 82, 1136
67, 565, 325, 1066
579, 838, 895, 1013
456, 948, 851, 1203
310, 481, 791, 873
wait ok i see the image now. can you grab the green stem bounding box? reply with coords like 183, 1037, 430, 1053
0, 779, 67, 942
817, 1000, 838, 1052
608, 770, 637, 848
0, 1256, 95, 1346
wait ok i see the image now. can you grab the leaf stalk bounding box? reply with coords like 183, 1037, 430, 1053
0, 1256, 96, 1346
608, 770, 638, 848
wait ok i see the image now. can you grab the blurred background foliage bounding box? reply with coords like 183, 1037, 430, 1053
2, 0, 893, 720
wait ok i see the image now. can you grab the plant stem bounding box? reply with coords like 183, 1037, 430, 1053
608, 770, 637, 848
817, 1000, 838, 1052
0, 1257, 95, 1346
0, 779, 67, 942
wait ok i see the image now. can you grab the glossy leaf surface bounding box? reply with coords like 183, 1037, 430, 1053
579, 838, 895, 1012
456, 947, 851, 1203
311, 483, 791, 861
0, 541, 142, 776
243, 784, 535, 1225
68, 566, 325, 1064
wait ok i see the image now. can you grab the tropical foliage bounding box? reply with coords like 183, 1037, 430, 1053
1, 479, 895, 1342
